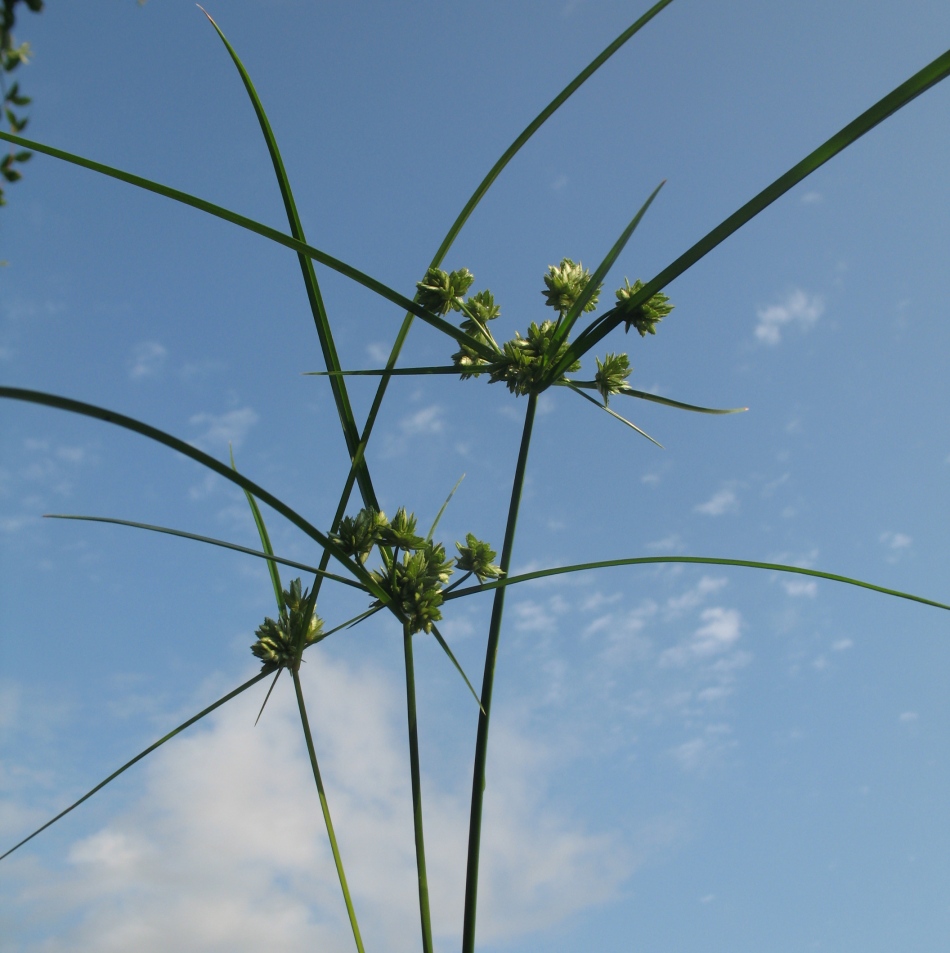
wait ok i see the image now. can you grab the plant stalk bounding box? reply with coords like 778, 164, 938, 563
403, 623, 435, 953
461, 392, 538, 953
292, 668, 365, 953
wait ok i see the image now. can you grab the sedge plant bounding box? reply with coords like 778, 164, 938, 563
1, 3, 949, 950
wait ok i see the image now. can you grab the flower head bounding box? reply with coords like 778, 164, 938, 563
594, 352, 632, 404
416, 267, 475, 316
456, 533, 503, 583
542, 258, 601, 317
615, 278, 674, 337
250, 578, 323, 672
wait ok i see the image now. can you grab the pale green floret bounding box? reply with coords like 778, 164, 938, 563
250, 578, 323, 672
372, 540, 455, 634
416, 266, 475, 316
452, 289, 501, 378
614, 278, 674, 337
456, 533, 504, 583
541, 258, 602, 316
490, 320, 581, 396
332, 506, 388, 563
380, 507, 426, 551
594, 352, 632, 404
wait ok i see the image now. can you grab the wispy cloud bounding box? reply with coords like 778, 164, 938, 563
879, 530, 912, 563
8, 654, 629, 951
127, 341, 168, 380
658, 607, 743, 669
755, 289, 823, 345
694, 487, 738, 516
782, 579, 817, 598
188, 407, 259, 451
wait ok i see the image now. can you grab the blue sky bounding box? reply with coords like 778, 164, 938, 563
1, 1, 949, 950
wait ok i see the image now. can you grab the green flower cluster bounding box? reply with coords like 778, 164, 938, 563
455, 533, 503, 583
541, 258, 601, 316
594, 352, 632, 404
431, 260, 673, 402
614, 278, 674, 337
416, 266, 475, 316
334, 506, 502, 635
372, 540, 454, 635
250, 578, 323, 672
333, 506, 389, 563
489, 320, 580, 397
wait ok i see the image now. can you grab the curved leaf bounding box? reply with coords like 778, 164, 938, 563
0, 672, 268, 863
443, 555, 950, 612
556, 45, 950, 374
0, 386, 385, 601
0, 131, 495, 362
45, 514, 365, 592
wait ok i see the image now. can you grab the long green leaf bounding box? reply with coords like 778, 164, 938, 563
231, 447, 284, 609
204, 10, 378, 511
434, 0, 677, 266
430, 623, 484, 714
550, 181, 665, 349
0, 387, 386, 601
0, 130, 495, 362
44, 514, 366, 591
0, 672, 269, 863
334, 0, 680, 554
566, 381, 663, 447
619, 387, 747, 414
560, 380, 747, 415
427, 474, 465, 541
442, 556, 950, 612
556, 45, 950, 375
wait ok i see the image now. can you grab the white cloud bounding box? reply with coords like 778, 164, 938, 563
782, 579, 817, 598
188, 407, 259, 451
831, 638, 853, 652
899, 711, 918, 723
366, 341, 390, 363
127, 341, 168, 380
694, 488, 738, 516
755, 289, 823, 345
664, 576, 728, 617
800, 190, 823, 204
646, 533, 685, 552
400, 405, 444, 437
8, 654, 628, 951
659, 607, 742, 668
880, 531, 912, 563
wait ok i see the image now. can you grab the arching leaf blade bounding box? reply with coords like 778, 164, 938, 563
43, 515, 365, 592
203, 9, 378, 511
0, 131, 494, 362
0, 672, 269, 863
551, 180, 665, 348
556, 45, 950, 375
443, 555, 950, 612
0, 386, 384, 601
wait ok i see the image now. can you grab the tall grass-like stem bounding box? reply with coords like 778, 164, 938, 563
292, 668, 366, 953
404, 623, 435, 953
461, 392, 538, 953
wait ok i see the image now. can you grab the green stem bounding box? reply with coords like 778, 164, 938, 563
292, 668, 365, 953
461, 392, 538, 953
403, 623, 435, 953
